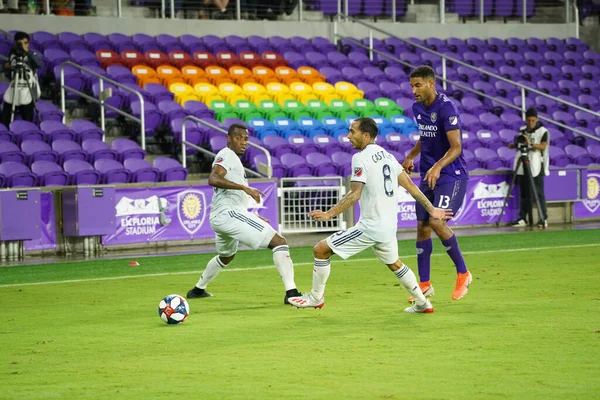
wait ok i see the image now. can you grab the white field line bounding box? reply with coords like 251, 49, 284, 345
1, 243, 598, 288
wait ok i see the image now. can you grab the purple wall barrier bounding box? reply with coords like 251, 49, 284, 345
545, 169, 579, 201
0, 189, 42, 241
24, 192, 57, 251
355, 174, 519, 227
575, 170, 600, 219
102, 181, 278, 246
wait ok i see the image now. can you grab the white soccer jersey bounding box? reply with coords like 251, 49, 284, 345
209, 147, 249, 219
351, 143, 403, 242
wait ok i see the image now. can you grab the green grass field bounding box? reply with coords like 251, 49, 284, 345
1, 230, 599, 400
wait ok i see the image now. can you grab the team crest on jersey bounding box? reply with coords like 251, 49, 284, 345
430, 112, 437, 123
215, 157, 224, 163
354, 167, 363, 177
449, 116, 458, 125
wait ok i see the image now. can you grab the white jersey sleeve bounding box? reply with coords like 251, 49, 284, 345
212, 148, 237, 172
351, 153, 367, 185
209, 147, 249, 218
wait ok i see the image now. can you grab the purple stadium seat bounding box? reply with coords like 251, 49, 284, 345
474, 147, 503, 170
31, 160, 69, 186
497, 146, 517, 167
461, 113, 484, 132
462, 149, 480, 171
253, 154, 286, 178
565, 145, 594, 166
36, 100, 65, 122
287, 135, 319, 157
330, 151, 352, 176
0, 142, 26, 164
548, 146, 571, 167
40, 121, 76, 143
124, 159, 160, 183
306, 153, 337, 176
94, 159, 130, 184
536, 80, 559, 95
497, 1, 515, 17
82, 139, 118, 163
540, 65, 561, 82
263, 135, 294, 158
52, 139, 87, 163
453, 0, 474, 17
63, 159, 101, 185
130, 101, 163, 137
561, 65, 582, 81
312, 134, 345, 155
280, 153, 311, 177
586, 144, 600, 163
10, 121, 45, 143
21, 140, 59, 165
461, 131, 482, 152
153, 157, 188, 182
69, 120, 104, 143
364, 0, 384, 16
476, 130, 503, 149
183, 101, 214, 119
0, 161, 37, 187
32, 31, 61, 51
564, 51, 584, 66
110, 138, 146, 162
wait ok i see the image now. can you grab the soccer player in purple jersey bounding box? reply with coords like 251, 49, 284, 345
402, 65, 473, 302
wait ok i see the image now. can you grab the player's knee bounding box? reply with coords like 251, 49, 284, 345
417, 221, 432, 238
268, 234, 287, 249
219, 254, 235, 265
429, 218, 447, 232
313, 240, 331, 259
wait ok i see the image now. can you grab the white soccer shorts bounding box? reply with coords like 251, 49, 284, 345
326, 225, 399, 265
210, 209, 277, 257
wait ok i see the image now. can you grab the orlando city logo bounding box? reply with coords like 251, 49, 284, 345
583, 172, 600, 213
430, 112, 437, 123
177, 190, 207, 235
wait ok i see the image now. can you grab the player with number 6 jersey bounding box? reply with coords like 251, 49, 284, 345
287, 118, 453, 313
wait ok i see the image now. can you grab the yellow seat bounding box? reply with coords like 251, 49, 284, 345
169, 82, 195, 104
341, 91, 365, 103
334, 81, 359, 95
180, 94, 202, 105
228, 93, 250, 105
297, 93, 319, 104
274, 92, 297, 106
218, 82, 244, 103
266, 82, 290, 96
242, 82, 267, 96
249, 92, 273, 104
193, 82, 219, 103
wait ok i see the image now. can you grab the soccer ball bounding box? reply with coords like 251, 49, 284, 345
158, 294, 190, 325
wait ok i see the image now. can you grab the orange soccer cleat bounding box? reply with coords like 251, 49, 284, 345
407, 281, 435, 304
452, 271, 472, 300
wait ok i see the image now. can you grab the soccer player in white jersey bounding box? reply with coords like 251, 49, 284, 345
186, 124, 302, 304
287, 118, 452, 313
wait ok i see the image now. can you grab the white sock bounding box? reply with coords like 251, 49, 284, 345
196, 256, 226, 289
272, 245, 297, 291
394, 263, 426, 305
311, 258, 331, 300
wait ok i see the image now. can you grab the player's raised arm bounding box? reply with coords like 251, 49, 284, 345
309, 181, 364, 222
398, 170, 452, 221
208, 164, 264, 203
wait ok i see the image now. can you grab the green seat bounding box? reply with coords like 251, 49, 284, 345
258, 100, 287, 121
328, 99, 352, 119
352, 98, 376, 117
374, 97, 403, 118
305, 99, 330, 120
234, 100, 262, 121
210, 100, 237, 122
283, 100, 311, 120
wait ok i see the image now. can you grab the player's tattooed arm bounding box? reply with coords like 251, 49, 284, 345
399, 171, 453, 220
309, 181, 364, 221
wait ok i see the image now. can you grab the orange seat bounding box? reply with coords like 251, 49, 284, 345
156, 65, 185, 87
297, 66, 325, 85
205, 65, 233, 86
228, 65, 255, 86
181, 65, 208, 86
275, 66, 299, 86
252, 66, 278, 86
132, 65, 161, 87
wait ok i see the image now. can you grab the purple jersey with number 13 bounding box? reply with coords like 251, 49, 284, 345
412, 93, 469, 185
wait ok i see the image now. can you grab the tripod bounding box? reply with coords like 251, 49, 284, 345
8, 59, 41, 125
496, 148, 545, 227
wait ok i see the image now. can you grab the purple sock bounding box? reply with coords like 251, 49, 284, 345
441, 234, 468, 274
416, 239, 433, 282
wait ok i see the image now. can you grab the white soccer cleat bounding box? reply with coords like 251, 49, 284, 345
403, 299, 434, 313
288, 292, 324, 309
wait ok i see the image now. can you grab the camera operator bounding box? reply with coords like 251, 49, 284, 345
508, 107, 550, 228
1, 31, 42, 127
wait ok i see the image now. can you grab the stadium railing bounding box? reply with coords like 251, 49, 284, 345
333, 14, 599, 146
59, 61, 148, 149
180, 115, 273, 178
